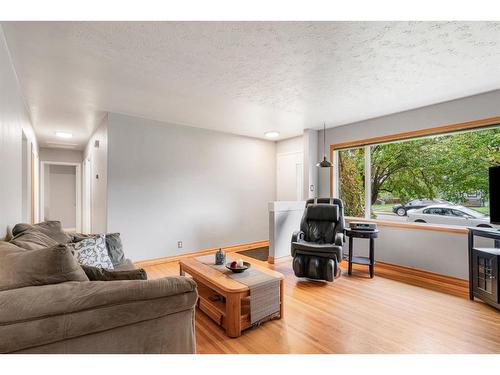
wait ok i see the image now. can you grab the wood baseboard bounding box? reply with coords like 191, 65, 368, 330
275, 255, 468, 298
134, 240, 269, 268
371, 261, 468, 299
268, 256, 292, 264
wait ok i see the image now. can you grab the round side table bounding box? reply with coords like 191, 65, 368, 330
345, 228, 379, 278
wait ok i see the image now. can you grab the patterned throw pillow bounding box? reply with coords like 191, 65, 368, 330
69, 234, 114, 270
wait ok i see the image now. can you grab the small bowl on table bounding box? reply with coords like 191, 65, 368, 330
226, 261, 251, 273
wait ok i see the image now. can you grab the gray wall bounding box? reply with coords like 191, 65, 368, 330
0, 26, 37, 237
303, 129, 319, 199
317, 90, 500, 279
107, 113, 276, 262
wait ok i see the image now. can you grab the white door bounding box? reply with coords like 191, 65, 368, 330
277, 152, 304, 201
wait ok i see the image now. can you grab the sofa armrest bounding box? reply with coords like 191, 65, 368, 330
0, 277, 198, 353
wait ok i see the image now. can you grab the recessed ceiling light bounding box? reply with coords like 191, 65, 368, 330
264, 131, 280, 139
55, 131, 73, 139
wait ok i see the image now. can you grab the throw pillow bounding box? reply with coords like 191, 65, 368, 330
12, 221, 72, 244
71, 232, 92, 242
105, 233, 125, 266
81, 265, 147, 281
68, 234, 114, 269
0, 244, 89, 291
10, 230, 59, 251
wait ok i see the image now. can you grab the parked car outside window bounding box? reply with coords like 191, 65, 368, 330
407, 204, 495, 228
392, 199, 450, 216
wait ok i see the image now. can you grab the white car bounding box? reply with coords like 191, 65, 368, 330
406, 204, 496, 228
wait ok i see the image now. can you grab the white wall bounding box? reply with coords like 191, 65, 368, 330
276, 136, 303, 154
276, 136, 303, 201
84, 116, 108, 233
0, 26, 37, 237
276, 133, 320, 201
106, 113, 276, 261
39, 147, 83, 163
318, 90, 500, 279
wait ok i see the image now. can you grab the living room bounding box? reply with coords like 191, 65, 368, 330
1, 0, 499, 372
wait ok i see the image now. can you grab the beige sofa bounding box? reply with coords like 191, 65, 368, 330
0, 222, 198, 354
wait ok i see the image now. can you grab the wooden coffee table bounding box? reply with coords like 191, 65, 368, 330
179, 256, 284, 338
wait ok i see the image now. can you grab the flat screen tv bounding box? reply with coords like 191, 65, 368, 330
490, 165, 500, 225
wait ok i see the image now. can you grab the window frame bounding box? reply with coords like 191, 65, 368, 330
329, 116, 500, 234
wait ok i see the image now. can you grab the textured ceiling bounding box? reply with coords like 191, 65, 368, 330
2, 21, 500, 148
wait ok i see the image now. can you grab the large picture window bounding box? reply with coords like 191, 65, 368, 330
333, 125, 500, 228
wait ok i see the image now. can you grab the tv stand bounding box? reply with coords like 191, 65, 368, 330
468, 227, 500, 311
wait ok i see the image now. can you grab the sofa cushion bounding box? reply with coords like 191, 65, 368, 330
105, 233, 125, 266
68, 234, 114, 270
113, 259, 137, 271
81, 265, 147, 281
0, 277, 198, 353
0, 241, 25, 255
0, 244, 89, 291
10, 230, 59, 250
12, 221, 72, 244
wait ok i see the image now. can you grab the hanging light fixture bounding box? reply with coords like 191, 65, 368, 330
317, 122, 333, 168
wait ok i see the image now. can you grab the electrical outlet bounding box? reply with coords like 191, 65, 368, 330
177, 241, 183, 248
310, 185, 315, 192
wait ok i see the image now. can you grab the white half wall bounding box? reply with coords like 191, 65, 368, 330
106, 113, 276, 261
0, 26, 37, 237
269, 201, 305, 260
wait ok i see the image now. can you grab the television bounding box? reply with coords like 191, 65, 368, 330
490, 165, 500, 225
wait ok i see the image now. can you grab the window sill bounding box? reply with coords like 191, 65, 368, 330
345, 217, 469, 234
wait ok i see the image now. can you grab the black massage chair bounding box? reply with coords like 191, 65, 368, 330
291, 198, 345, 282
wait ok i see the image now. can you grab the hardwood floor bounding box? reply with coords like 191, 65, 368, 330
144, 257, 500, 354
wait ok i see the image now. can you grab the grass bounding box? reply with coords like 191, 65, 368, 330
472, 206, 490, 215
372, 204, 394, 212
372, 203, 490, 215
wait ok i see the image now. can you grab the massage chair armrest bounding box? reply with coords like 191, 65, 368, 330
335, 232, 344, 246
291, 230, 305, 244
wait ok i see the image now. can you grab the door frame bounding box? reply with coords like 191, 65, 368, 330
40, 161, 81, 232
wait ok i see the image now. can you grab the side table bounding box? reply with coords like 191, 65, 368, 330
345, 228, 379, 278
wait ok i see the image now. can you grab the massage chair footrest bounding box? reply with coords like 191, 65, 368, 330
292, 255, 338, 282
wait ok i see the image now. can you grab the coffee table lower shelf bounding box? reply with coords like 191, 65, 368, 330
179, 258, 284, 338
197, 284, 252, 332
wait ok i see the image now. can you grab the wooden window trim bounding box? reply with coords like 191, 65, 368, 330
330, 116, 500, 232
345, 217, 468, 234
